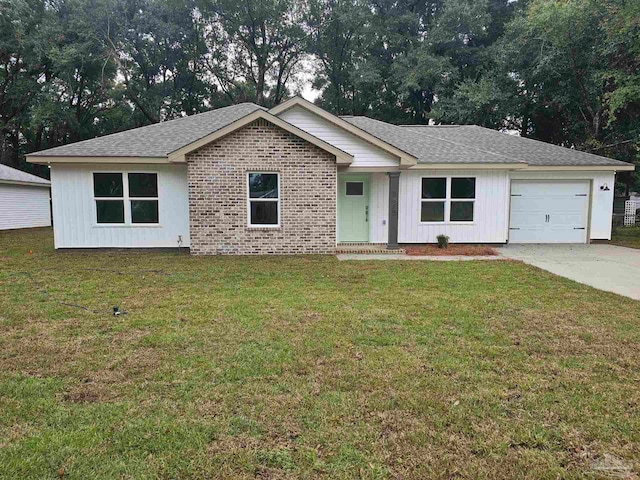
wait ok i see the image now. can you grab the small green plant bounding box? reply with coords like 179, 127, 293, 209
437, 234, 450, 249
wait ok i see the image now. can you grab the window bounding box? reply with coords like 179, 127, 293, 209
129, 173, 159, 223
420, 177, 475, 223
450, 177, 475, 222
248, 173, 279, 226
93, 172, 159, 225
420, 177, 446, 222
345, 181, 364, 196
94, 173, 124, 224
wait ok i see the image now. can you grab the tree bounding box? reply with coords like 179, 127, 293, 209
107, 0, 214, 124
201, 0, 308, 107
0, 0, 48, 168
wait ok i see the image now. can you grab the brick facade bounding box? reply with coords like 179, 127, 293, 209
187, 119, 337, 255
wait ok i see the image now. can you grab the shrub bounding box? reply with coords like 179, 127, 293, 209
437, 234, 449, 249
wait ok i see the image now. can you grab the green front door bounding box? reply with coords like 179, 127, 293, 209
338, 174, 369, 242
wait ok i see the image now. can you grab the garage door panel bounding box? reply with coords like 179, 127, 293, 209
512, 181, 589, 196
510, 181, 589, 244
510, 213, 544, 227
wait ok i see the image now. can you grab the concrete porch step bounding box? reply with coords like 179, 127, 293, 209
335, 243, 406, 254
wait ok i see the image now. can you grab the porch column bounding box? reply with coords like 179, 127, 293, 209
387, 171, 401, 250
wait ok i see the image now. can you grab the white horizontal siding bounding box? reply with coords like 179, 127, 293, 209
399, 169, 510, 243
50, 164, 190, 248
510, 170, 615, 240
279, 106, 399, 168
0, 183, 51, 230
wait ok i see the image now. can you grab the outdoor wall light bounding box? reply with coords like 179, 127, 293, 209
600, 183, 610, 191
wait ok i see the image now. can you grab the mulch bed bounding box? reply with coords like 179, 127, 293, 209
403, 245, 499, 256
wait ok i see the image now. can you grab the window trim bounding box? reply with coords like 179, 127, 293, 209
419, 176, 476, 225
247, 171, 281, 228
93, 171, 160, 227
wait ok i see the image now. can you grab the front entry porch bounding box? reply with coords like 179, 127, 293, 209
336, 171, 401, 249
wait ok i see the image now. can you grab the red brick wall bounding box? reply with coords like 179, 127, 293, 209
187, 119, 337, 255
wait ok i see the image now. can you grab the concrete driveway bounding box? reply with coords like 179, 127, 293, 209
499, 244, 640, 300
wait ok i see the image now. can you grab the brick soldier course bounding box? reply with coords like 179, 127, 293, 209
187, 119, 337, 255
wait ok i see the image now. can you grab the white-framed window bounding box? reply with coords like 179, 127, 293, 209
247, 172, 280, 227
420, 176, 475, 223
93, 172, 159, 225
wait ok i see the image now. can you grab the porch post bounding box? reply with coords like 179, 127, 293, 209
387, 171, 401, 250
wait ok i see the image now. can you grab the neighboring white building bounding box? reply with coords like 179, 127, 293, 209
0, 164, 51, 230
26, 97, 635, 253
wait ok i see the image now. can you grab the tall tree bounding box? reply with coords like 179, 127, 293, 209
201, 0, 307, 106
107, 0, 214, 124
306, 0, 372, 114
0, 0, 48, 168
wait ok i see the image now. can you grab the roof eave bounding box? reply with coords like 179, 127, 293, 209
0, 179, 50, 188
26, 155, 170, 165
525, 164, 636, 171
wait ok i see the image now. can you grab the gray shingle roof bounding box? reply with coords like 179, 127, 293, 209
341, 116, 522, 164
28, 99, 633, 169
30, 103, 265, 158
398, 124, 631, 167
0, 164, 50, 186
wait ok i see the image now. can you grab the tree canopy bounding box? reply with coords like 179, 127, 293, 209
0, 0, 638, 191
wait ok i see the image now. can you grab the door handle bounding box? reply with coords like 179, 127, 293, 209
365, 205, 369, 222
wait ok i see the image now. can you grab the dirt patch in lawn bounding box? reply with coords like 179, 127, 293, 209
404, 244, 498, 256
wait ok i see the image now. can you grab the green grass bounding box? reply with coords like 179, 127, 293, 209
1, 228, 639, 479
611, 226, 640, 249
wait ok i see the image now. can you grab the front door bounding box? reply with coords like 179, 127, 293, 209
338, 174, 369, 242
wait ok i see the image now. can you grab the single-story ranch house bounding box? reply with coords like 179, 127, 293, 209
27, 97, 635, 254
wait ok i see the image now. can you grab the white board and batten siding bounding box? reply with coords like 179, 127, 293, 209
398, 169, 616, 244
398, 169, 510, 244
279, 106, 399, 168
0, 183, 51, 230
510, 170, 615, 240
50, 164, 190, 248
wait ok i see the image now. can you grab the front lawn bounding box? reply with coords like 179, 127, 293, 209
611, 226, 640, 249
1, 228, 638, 479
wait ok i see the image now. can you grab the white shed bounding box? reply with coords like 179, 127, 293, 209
0, 164, 51, 230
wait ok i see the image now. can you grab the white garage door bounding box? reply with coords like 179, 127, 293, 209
509, 181, 589, 243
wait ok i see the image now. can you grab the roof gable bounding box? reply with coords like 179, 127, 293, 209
168, 110, 353, 164
269, 97, 417, 166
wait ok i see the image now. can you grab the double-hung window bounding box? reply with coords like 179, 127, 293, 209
247, 172, 279, 227
128, 173, 159, 223
420, 177, 475, 223
93, 172, 159, 225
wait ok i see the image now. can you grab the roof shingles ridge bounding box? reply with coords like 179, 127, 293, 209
465, 125, 630, 165
345, 116, 525, 164
399, 123, 632, 166
30, 102, 264, 157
